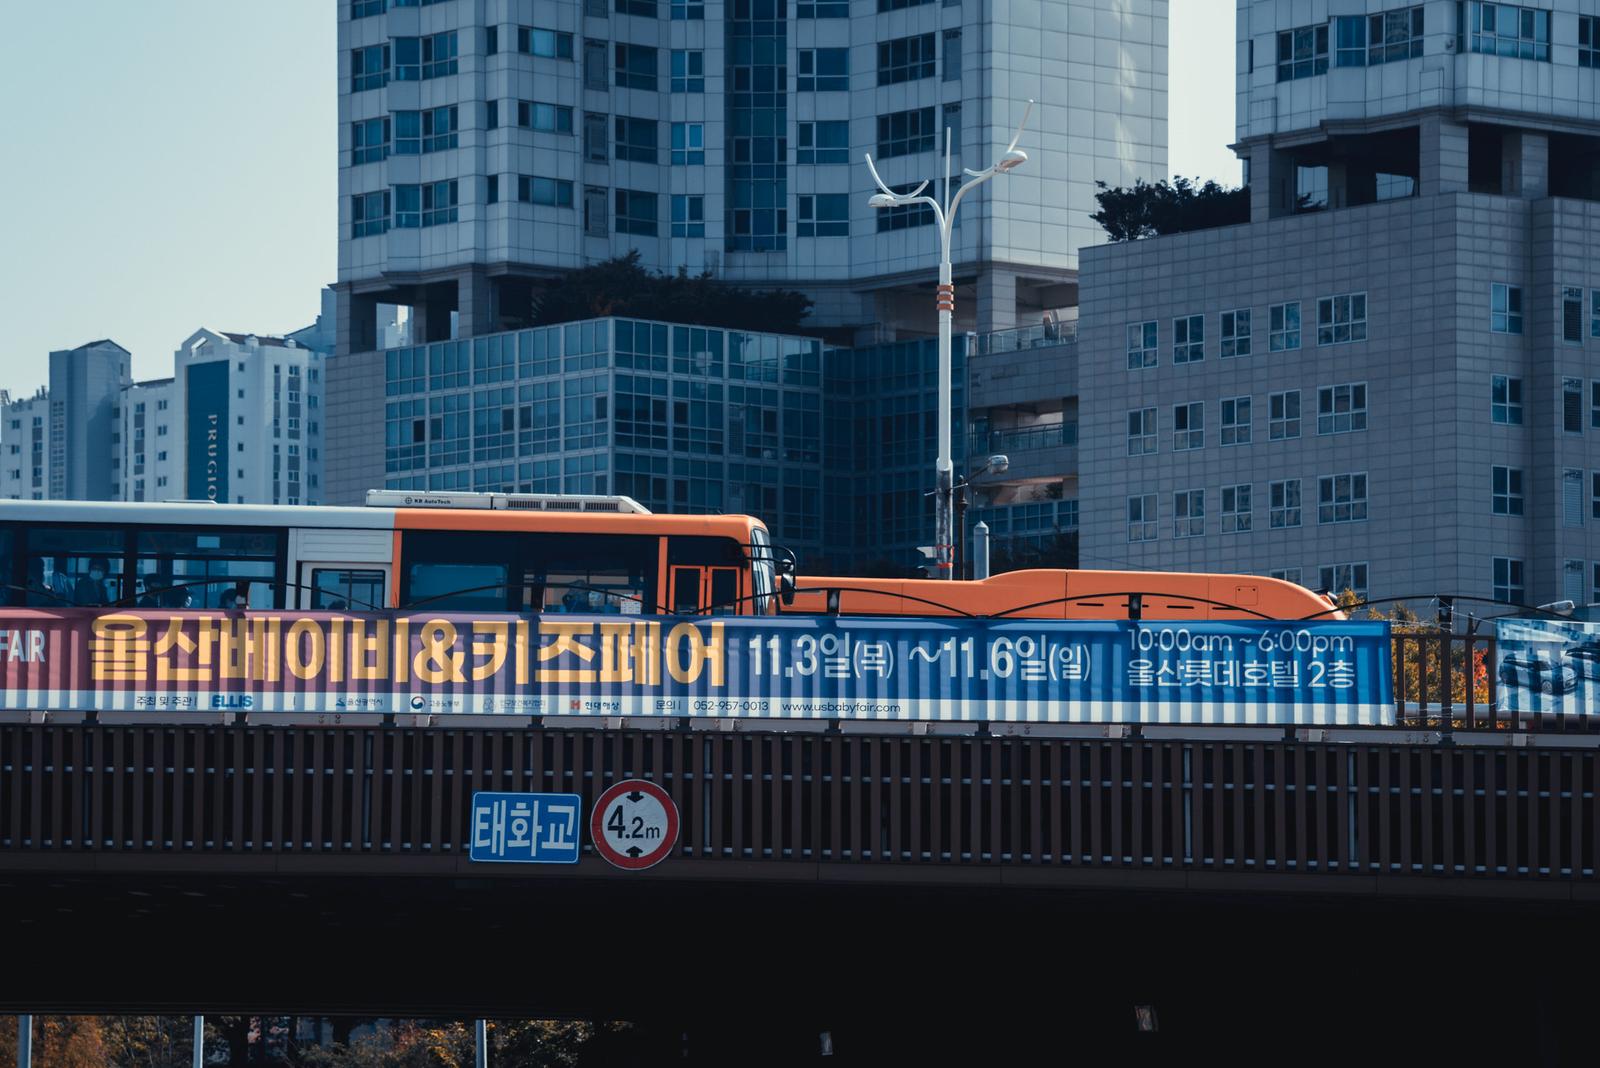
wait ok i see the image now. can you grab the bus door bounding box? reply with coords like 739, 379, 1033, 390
669, 565, 741, 616
289, 528, 393, 611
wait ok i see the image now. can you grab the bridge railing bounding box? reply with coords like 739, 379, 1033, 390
1, 724, 1595, 881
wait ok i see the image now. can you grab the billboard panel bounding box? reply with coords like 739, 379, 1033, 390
0, 610, 1393, 725
1493, 617, 1600, 715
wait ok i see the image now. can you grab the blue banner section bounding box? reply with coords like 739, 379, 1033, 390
652, 618, 1392, 726
1493, 618, 1600, 715
469, 791, 583, 863
185, 359, 229, 503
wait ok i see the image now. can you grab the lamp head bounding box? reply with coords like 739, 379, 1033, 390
868, 193, 898, 209
995, 149, 1028, 173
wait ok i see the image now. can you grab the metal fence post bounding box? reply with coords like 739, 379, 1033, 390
972, 521, 990, 580
193, 1016, 204, 1068
475, 1019, 488, 1068
17, 1016, 31, 1068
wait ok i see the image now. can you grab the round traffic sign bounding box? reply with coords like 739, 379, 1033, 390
590, 779, 679, 870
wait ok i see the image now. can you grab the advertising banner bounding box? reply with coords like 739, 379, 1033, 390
0, 610, 1392, 725
1493, 617, 1600, 715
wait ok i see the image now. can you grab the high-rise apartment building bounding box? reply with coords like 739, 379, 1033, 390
332, 0, 1168, 353
1072, 0, 1600, 607
0, 389, 52, 502
48, 340, 131, 501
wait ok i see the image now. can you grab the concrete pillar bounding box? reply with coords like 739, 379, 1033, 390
458, 269, 500, 340
1502, 131, 1549, 199
974, 269, 1018, 334
1418, 115, 1470, 196
1245, 143, 1294, 221
335, 286, 379, 356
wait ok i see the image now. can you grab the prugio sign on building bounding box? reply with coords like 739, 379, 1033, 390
185, 359, 229, 502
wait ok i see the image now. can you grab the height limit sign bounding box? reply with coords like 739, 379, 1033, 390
591, 779, 680, 870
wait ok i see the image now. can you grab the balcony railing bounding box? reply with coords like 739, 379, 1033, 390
969, 322, 1077, 356
969, 422, 1078, 457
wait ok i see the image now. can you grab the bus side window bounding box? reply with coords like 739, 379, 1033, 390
0, 527, 13, 606
311, 568, 385, 611
134, 528, 283, 610
25, 527, 127, 607
399, 531, 518, 611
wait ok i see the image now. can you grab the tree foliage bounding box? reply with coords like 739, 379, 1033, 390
532, 252, 814, 334
1090, 177, 1250, 242
1356, 599, 1491, 708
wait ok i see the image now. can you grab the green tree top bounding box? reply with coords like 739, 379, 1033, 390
1090, 177, 1250, 242
533, 252, 814, 334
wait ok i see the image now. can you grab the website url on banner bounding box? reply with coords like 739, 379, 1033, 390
782, 701, 903, 716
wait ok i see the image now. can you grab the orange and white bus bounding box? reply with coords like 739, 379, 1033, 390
0, 492, 1338, 621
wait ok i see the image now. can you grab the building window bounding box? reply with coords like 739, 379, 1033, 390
1268, 390, 1301, 440
519, 27, 575, 59
1127, 407, 1157, 456
352, 191, 390, 237
671, 122, 705, 165
671, 0, 705, 19
797, 0, 848, 15
1127, 321, 1158, 370
394, 33, 458, 80
1173, 402, 1204, 451
797, 121, 849, 164
615, 0, 656, 16
394, 181, 457, 228
615, 190, 658, 236
797, 194, 848, 237
1295, 165, 1328, 212
1491, 374, 1523, 424
351, 45, 389, 92
1220, 396, 1251, 445
1592, 472, 1600, 520
1466, 3, 1550, 61
1490, 283, 1523, 334
798, 48, 850, 92
879, 0, 932, 9
1321, 563, 1369, 600
486, 100, 500, 130
1271, 568, 1303, 586
1317, 293, 1367, 344
485, 175, 499, 205
1492, 557, 1525, 604
518, 101, 573, 134
1493, 466, 1524, 516
1220, 309, 1251, 357
1563, 286, 1583, 343
1591, 382, 1600, 430
615, 117, 658, 163
1317, 383, 1367, 435
943, 103, 961, 155
671, 49, 705, 92
877, 107, 935, 157
875, 182, 934, 232
353, 0, 387, 17
352, 117, 389, 164
517, 176, 574, 207
1172, 314, 1204, 363
1335, 16, 1367, 66
585, 113, 608, 161
1582, 16, 1600, 67
425, 106, 459, 151
671, 194, 705, 237
1369, 7, 1425, 64
878, 33, 936, 85
1222, 484, 1252, 533
944, 29, 962, 81
1127, 494, 1157, 543
1317, 472, 1368, 524
1268, 302, 1300, 351
615, 44, 659, 90
1269, 480, 1301, 528
1276, 23, 1328, 81
486, 25, 499, 55
1173, 490, 1204, 538
1566, 377, 1584, 434
584, 186, 608, 236
584, 39, 608, 89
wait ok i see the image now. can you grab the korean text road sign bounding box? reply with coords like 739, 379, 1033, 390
469, 791, 582, 863
591, 779, 679, 869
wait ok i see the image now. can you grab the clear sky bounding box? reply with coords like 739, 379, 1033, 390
0, 0, 1234, 397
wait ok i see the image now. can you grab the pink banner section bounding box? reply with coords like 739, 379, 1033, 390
0, 609, 723, 716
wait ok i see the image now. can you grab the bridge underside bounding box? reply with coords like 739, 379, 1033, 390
1, 871, 1596, 1063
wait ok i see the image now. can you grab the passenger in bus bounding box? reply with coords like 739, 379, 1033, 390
74, 558, 111, 607
560, 588, 586, 613
220, 588, 247, 611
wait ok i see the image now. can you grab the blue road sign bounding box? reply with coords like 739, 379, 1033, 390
469, 791, 583, 863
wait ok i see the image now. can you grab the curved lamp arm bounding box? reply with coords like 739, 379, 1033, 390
864, 154, 928, 201
961, 97, 1036, 178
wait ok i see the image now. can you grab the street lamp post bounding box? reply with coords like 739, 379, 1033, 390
864, 100, 1033, 579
